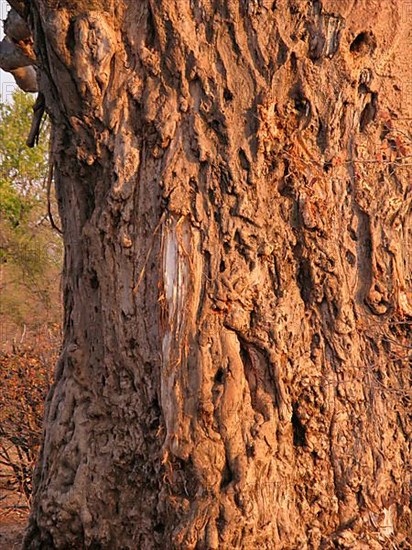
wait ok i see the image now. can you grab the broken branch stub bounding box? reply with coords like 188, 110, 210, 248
0, 5, 38, 93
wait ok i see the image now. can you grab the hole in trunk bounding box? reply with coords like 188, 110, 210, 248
65, 19, 76, 53
223, 87, 233, 101
214, 368, 225, 384
296, 257, 314, 306
350, 32, 376, 55
220, 459, 234, 489
90, 271, 99, 289
292, 404, 307, 447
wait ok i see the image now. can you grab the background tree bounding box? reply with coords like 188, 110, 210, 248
0, 90, 62, 509
0, 90, 61, 346
1, 1, 410, 548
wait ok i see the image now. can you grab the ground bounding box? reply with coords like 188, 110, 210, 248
0, 454, 29, 549
0, 513, 27, 549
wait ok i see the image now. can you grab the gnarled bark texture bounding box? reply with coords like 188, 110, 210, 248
23, 0, 411, 548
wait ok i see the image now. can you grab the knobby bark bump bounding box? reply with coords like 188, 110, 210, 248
12, 0, 412, 548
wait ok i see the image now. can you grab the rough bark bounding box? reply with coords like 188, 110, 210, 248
23, 0, 411, 548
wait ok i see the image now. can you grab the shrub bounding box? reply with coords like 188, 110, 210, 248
0, 329, 59, 503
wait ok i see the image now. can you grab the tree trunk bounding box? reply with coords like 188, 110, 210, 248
24, 1, 411, 548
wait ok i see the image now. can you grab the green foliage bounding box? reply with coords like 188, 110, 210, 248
0, 178, 21, 222
0, 92, 49, 185
0, 89, 63, 340
0, 91, 49, 225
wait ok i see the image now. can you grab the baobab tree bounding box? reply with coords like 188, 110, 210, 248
1, 0, 411, 548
